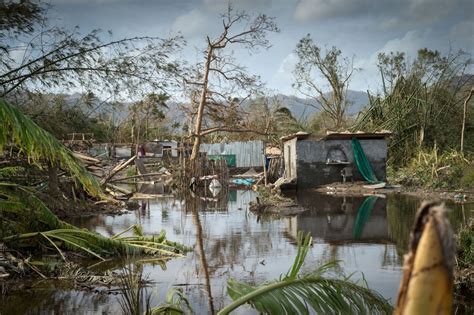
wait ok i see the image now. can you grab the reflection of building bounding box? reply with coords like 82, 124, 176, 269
285, 193, 390, 243
282, 132, 391, 188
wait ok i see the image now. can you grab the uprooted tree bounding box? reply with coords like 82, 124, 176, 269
293, 35, 356, 130
184, 5, 279, 161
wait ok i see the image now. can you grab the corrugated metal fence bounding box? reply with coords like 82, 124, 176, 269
200, 140, 264, 167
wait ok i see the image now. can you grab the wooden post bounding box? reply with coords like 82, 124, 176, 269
262, 152, 267, 186
460, 87, 473, 154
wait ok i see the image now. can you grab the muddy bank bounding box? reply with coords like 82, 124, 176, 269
310, 182, 473, 203
398, 187, 473, 203
38, 192, 127, 218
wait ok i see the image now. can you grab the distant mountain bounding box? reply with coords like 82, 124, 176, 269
262, 90, 369, 120
120, 91, 370, 125
13, 90, 369, 128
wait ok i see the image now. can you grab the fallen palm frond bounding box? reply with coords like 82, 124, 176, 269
0, 98, 101, 197
148, 287, 192, 315
219, 232, 392, 315
0, 183, 75, 236
1, 184, 188, 262
395, 201, 454, 314
3, 226, 187, 262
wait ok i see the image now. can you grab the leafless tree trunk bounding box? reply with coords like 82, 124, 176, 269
48, 163, 59, 196
187, 5, 279, 161
190, 44, 213, 160
461, 87, 473, 153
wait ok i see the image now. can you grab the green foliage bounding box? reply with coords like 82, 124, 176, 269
460, 165, 474, 188
0, 184, 189, 260
117, 263, 192, 315
354, 49, 472, 167
15, 93, 118, 142
0, 98, 102, 196
457, 220, 474, 269
149, 288, 192, 315
389, 147, 471, 189
0, 166, 25, 178
293, 34, 355, 129
219, 232, 392, 315
0, 0, 46, 39
0, 183, 75, 238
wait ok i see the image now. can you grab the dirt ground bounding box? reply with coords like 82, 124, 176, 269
311, 181, 474, 203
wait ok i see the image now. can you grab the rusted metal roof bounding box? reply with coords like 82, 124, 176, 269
280, 131, 311, 142
281, 130, 393, 142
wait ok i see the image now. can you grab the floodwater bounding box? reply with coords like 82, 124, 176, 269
0, 188, 471, 314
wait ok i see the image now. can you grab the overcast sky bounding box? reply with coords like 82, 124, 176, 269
49, 0, 473, 95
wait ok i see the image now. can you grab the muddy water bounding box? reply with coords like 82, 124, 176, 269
0, 190, 471, 314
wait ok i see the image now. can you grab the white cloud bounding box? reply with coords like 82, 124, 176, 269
352, 29, 441, 92
294, 0, 371, 22
277, 53, 297, 74
171, 9, 210, 37
203, 0, 273, 12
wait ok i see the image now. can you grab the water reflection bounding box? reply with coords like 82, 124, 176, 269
1, 187, 471, 314
287, 193, 389, 244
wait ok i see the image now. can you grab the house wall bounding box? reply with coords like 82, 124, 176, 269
143, 141, 178, 158
295, 139, 387, 188
200, 140, 264, 167
283, 138, 297, 179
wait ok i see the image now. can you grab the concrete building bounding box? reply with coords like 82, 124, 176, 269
144, 140, 178, 158
282, 131, 391, 188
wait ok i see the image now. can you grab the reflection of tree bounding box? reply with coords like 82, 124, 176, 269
0, 281, 113, 314
190, 197, 215, 314
386, 194, 419, 259
387, 194, 471, 262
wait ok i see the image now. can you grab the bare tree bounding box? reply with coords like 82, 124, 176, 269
185, 5, 279, 161
293, 34, 355, 129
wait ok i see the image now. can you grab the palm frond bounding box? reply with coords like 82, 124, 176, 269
1, 184, 189, 260
0, 182, 75, 236
219, 231, 392, 315
148, 287, 192, 315
0, 98, 101, 196
4, 227, 187, 261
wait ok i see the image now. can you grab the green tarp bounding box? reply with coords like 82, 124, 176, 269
351, 138, 379, 184
352, 196, 378, 240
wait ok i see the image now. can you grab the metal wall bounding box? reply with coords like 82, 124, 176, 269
200, 140, 264, 167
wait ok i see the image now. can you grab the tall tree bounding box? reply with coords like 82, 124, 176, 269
185, 5, 279, 161
293, 35, 355, 129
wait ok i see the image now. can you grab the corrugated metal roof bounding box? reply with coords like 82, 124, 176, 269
200, 140, 264, 167
282, 130, 393, 142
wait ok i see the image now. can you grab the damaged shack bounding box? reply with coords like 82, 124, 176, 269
200, 140, 264, 169
283, 131, 392, 189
